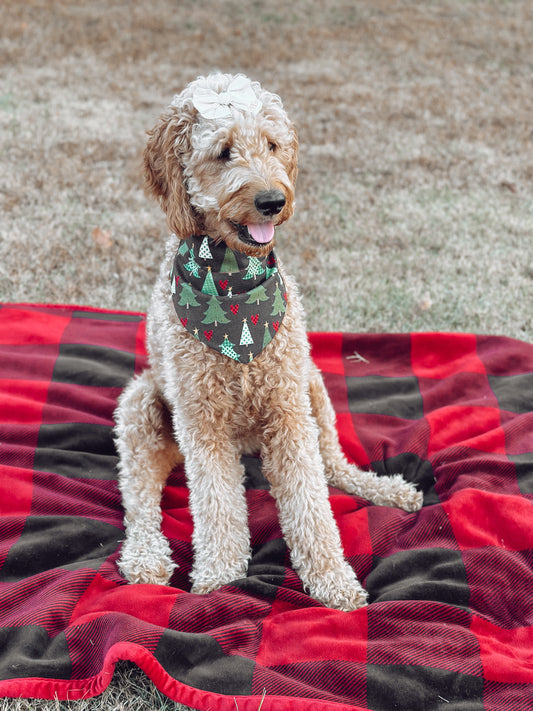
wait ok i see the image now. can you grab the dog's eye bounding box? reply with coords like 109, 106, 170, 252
218, 146, 231, 161
268, 142, 277, 152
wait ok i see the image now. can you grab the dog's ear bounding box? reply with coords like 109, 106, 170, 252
143, 107, 201, 238
286, 124, 299, 189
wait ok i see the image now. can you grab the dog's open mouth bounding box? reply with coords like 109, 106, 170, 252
235, 222, 275, 246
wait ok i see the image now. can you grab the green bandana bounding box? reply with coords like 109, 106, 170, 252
170, 235, 287, 363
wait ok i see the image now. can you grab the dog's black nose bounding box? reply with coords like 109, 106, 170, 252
254, 190, 286, 217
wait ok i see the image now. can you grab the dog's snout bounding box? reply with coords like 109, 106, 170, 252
254, 190, 286, 217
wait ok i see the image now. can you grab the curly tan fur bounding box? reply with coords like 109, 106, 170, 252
114, 73, 422, 611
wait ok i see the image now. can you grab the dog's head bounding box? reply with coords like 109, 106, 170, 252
144, 73, 298, 257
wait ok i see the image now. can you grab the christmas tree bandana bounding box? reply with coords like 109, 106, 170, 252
170, 235, 287, 363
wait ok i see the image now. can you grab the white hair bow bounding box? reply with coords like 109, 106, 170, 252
191, 76, 262, 120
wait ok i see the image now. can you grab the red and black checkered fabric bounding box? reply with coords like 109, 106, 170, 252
1, 304, 532, 711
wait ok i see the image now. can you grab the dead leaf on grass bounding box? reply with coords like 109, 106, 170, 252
92, 226, 113, 250
499, 181, 518, 193
419, 293, 432, 311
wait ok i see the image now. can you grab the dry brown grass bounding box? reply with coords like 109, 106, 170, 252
0, 0, 532, 708
1, 0, 532, 340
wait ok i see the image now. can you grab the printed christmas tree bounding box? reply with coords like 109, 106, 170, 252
265, 264, 278, 279
262, 322, 272, 348
271, 283, 286, 316
239, 318, 254, 346
246, 284, 269, 305
243, 257, 265, 280
202, 295, 230, 326
177, 240, 189, 256
178, 282, 200, 309
220, 335, 240, 361
184, 249, 201, 278
201, 266, 218, 295
221, 247, 240, 274
199, 236, 213, 260
170, 264, 177, 294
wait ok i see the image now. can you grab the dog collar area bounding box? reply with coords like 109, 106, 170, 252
170, 235, 287, 363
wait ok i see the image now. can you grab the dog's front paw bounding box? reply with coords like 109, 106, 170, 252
190, 558, 249, 595
190, 580, 219, 595
304, 563, 368, 612
119, 530, 177, 586
190, 570, 246, 595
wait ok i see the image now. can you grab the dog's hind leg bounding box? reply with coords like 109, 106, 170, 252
309, 364, 423, 512
114, 368, 183, 585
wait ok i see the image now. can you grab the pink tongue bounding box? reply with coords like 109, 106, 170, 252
246, 222, 275, 244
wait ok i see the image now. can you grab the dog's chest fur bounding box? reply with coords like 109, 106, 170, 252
147, 236, 310, 445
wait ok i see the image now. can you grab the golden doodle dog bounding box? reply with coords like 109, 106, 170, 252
115, 73, 423, 611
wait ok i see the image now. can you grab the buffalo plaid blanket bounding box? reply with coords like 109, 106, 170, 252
1, 303, 532, 711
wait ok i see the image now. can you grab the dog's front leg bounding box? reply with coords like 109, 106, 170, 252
179, 434, 251, 595
115, 370, 182, 586
261, 404, 368, 612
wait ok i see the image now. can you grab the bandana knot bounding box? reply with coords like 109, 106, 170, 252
170, 235, 287, 363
